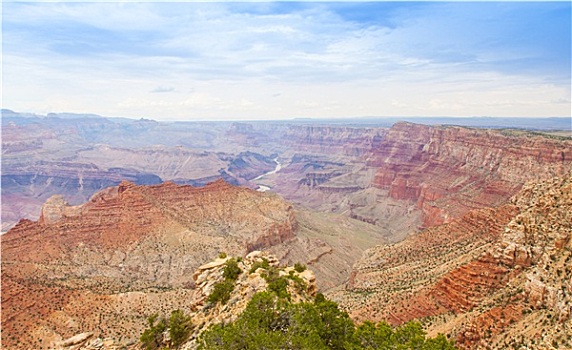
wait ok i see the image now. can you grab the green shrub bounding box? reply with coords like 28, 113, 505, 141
207, 280, 235, 305
294, 262, 307, 273
260, 266, 290, 299
223, 258, 241, 281
249, 258, 270, 274
288, 270, 307, 293
140, 314, 167, 350
207, 257, 242, 305
169, 309, 192, 347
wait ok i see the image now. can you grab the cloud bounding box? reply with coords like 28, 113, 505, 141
2, 2, 570, 119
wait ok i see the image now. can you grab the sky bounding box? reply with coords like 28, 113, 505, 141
2, 1, 571, 121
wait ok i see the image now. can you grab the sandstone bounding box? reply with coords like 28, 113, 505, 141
369, 122, 572, 228
39, 195, 69, 225
1, 180, 299, 350
334, 173, 572, 349
59, 332, 94, 347
246, 250, 263, 260
525, 275, 547, 308
196, 258, 229, 272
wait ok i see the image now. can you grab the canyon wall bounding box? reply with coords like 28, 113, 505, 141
280, 125, 385, 157
332, 173, 572, 349
369, 122, 572, 228
1, 179, 389, 349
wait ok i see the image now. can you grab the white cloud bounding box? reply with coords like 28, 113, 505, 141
2, 2, 570, 119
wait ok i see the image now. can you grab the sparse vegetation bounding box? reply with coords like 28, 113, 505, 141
294, 262, 307, 273
208, 258, 243, 305
249, 257, 271, 273
140, 314, 167, 350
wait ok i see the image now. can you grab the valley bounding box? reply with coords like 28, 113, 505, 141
2, 110, 571, 349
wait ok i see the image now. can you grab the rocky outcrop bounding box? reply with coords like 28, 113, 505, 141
369, 122, 572, 228
183, 251, 317, 348
333, 172, 572, 349
51, 252, 317, 350
0, 180, 298, 350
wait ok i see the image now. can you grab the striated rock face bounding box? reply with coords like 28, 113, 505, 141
0, 180, 297, 349
333, 172, 572, 349
369, 122, 572, 228
281, 125, 385, 157
1, 179, 387, 350
225, 122, 386, 157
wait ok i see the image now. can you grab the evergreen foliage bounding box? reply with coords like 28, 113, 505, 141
207, 280, 235, 305
294, 262, 307, 273
169, 309, 192, 347
249, 257, 271, 273
222, 258, 242, 280
208, 258, 243, 305
198, 292, 457, 349
140, 314, 167, 350
141, 310, 193, 349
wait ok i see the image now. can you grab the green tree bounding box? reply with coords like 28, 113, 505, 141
294, 263, 307, 273
198, 290, 457, 349
207, 280, 235, 305
392, 321, 427, 349
169, 309, 192, 347
222, 258, 241, 281
140, 314, 167, 350
313, 295, 355, 349
352, 320, 393, 349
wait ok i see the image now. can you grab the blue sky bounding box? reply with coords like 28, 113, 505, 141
2, 1, 571, 120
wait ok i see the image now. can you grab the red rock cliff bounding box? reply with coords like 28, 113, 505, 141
370, 122, 572, 228
336, 173, 572, 349
0, 180, 298, 349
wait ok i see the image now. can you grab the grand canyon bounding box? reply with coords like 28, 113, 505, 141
2, 110, 571, 349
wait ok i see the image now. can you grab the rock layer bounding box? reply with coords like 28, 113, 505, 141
333, 173, 572, 349
369, 122, 572, 228
1, 180, 297, 349
1, 179, 388, 349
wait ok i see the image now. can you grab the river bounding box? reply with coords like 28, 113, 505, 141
254, 158, 281, 192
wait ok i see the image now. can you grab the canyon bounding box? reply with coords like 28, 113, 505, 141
369, 122, 572, 228
332, 172, 572, 349
1, 179, 386, 349
2, 110, 571, 349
